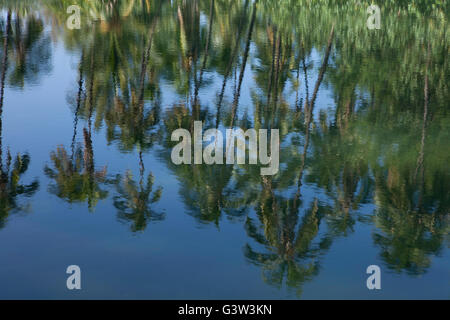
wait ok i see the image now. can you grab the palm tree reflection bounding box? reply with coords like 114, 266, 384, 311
44, 50, 108, 211
0, 151, 39, 229
113, 153, 163, 233
0, 8, 39, 228
32, 0, 450, 294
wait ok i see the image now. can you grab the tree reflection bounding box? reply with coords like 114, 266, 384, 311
0, 151, 39, 229
37, 0, 450, 295
44, 51, 108, 211
0, 8, 39, 228
0, 1, 51, 88
113, 153, 163, 232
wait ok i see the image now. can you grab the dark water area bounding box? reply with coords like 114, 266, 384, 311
0, 0, 448, 299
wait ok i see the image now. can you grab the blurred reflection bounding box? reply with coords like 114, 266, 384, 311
0, 8, 39, 228
0, 1, 51, 88
0, 151, 39, 229
44, 50, 108, 211
112, 153, 163, 233
5, 0, 446, 295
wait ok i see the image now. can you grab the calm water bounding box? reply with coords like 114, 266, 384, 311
0, 0, 448, 299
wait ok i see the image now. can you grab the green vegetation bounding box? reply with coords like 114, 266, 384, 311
0, 0, 448, 295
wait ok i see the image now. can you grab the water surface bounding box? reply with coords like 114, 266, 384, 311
0, 0, 448, 299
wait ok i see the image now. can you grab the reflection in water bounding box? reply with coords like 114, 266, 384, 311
0, 1, 51, 88
0, 0, 448, 298
0, 9, 39, 229
44, 144, 108, 211
0, 151, 39, 229
113, 153, 163, 233
44, 51, 108, 211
